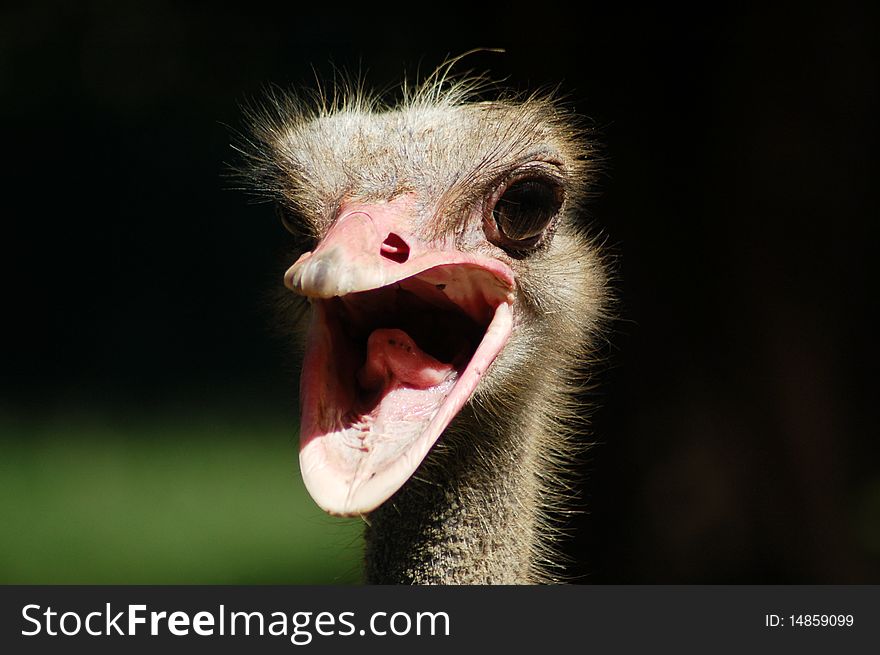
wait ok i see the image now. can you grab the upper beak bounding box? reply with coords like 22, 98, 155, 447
284, 196, 516, 307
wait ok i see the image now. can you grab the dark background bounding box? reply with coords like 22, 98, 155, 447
2, 2, 878, 583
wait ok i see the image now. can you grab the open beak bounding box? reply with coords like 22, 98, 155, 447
287, 196, 516, 516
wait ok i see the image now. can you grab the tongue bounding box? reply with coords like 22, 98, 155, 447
357, 328, 454, 391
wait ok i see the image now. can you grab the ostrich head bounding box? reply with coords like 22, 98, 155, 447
239, 70, 608, 582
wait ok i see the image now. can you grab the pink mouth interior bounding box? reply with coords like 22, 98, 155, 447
298, 265, 513, 516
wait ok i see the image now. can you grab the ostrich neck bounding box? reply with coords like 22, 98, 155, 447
364, 407, 542, 584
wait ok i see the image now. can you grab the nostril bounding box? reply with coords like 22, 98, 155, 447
380, 233, 410, 263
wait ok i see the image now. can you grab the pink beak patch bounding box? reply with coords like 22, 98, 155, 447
287, 196, 515, 516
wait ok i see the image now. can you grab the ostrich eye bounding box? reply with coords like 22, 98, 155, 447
276, 205, 318, 251
490, 177, 564, 248
276, 205, 301, 235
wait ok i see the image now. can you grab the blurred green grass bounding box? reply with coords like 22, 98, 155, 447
0, 411, 363, 584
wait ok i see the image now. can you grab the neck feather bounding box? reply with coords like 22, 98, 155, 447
363, 405, 551, 584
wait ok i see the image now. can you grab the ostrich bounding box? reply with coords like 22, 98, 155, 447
238, 70, 609, 584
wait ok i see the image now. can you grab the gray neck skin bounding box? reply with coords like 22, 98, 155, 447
363, 407, 541, 584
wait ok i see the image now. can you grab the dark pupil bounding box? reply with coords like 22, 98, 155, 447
493, 179, 562, 242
